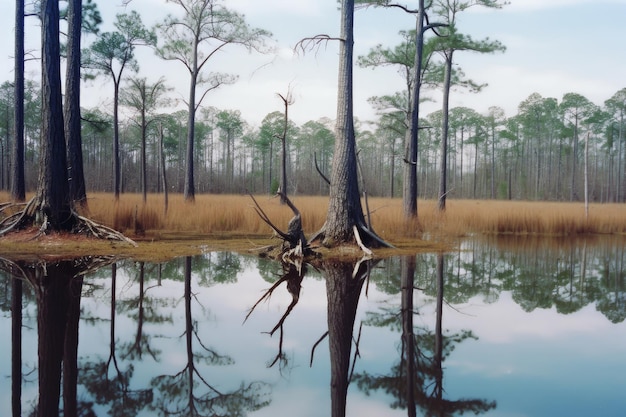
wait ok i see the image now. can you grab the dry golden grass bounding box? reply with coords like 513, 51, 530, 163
2, 192, 625, 241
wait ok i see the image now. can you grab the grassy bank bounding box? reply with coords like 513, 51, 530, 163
1, 192, 623, 259
56, 193, 626, 239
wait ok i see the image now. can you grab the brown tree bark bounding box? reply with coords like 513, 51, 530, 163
37, 0, 73, 230
65, 0, 87, 208
323, 0, 366, 245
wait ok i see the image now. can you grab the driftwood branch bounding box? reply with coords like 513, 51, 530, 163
248, 192, 310, 259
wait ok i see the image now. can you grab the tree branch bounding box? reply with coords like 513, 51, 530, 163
294, 34, 341, 56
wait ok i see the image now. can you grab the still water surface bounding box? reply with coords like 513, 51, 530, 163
0, 236, 624, 416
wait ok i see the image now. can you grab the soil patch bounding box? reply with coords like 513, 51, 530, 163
0, 228, 448, 262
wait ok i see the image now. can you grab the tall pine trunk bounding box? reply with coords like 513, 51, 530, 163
12, 0, 25, 201
184, 39, 199, 202
403, 0, 426, 219
38, 0, 72, 229
65, 0, 87, 208
438, 52, 453, 211
323, 0, 366, 244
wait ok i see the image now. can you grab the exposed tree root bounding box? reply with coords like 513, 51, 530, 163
249, 192, 316, 259
0, 197, 137, 246
353, 225, 373, 256
73, 212, 138, 246
310, 220, 395, 254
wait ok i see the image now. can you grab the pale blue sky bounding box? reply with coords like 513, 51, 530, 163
0, 0, 624, 126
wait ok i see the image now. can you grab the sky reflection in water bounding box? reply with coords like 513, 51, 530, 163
0, 238, 624, 417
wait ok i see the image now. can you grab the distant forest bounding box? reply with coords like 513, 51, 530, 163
1, 0, 624, 204
2, 77, 624, 202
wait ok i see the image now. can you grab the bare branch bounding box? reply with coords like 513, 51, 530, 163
294, 34, 341, 56
248, 193, 291, 240
310, 331, 329, 367
314, 152, 331, 185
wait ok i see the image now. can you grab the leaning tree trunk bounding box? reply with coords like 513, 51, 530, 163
322, 0, 367, 245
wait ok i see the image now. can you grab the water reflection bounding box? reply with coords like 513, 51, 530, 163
352, 255, 495, 416
149, 257, 270, 416
0, 256, 116, 417
0, 237, 624, 416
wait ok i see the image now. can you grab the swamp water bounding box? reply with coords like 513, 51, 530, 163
0, 236, 625, 416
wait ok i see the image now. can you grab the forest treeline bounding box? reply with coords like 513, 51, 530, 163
1, 0, 624, 205
2, 78, 624, 203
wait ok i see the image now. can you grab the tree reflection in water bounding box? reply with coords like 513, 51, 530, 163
245, 260, 306, 369
150, 256, 271, 417
247, 257, 373, 417
352, 255, 495, 416
0, 256, 116, 417
0, 255, 271, 417
0, 239, 623, 417
248, 255, 496, 417
80, 262, 154, 417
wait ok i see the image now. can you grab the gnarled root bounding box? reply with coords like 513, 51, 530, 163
0, 197, 136, 246
310, 220, 394, 255
249, 192, 314, 259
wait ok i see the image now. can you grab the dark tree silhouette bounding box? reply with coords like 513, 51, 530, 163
246, 258, 373, 417
0, 0, 134, 244
0, 256, 115, 417
353, 254, 496, 416
12, 0, 25, 202
11, 274, 22, 417
151, 257, 270, 416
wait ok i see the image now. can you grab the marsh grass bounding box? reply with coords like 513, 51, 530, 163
1, 192, 625, 240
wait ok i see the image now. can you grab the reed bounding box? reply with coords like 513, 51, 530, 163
1, 192, 625, 239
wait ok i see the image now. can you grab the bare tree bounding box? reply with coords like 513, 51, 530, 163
83, 11, 155, 200
121, 77, 171, 203
431, 0, 507, 211
307, 0, 390, 249
156, 0, 272, 202
277, 90, 295, 204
